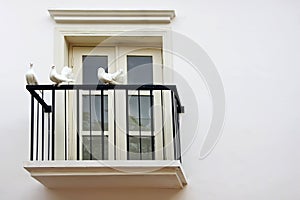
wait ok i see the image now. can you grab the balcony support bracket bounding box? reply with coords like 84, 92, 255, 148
26, 86, 52, 113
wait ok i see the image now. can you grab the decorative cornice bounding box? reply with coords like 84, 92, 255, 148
48, 9, 175, 24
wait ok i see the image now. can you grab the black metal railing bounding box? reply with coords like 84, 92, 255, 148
26, 84, 184, 162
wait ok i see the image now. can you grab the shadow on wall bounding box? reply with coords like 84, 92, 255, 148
46, 188, 185, 200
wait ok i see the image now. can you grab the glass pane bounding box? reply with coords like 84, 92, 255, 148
128, 95, 151, 131
128, 136, 153, 160
127, 56, 153, 84
82, 55, 108, 84
141, 136, 153, 160
140, 96, 151, 131
128, 136, 140, 160
82, 135, 108, 160
128, 96, 138, 131
82, 95, 108, 131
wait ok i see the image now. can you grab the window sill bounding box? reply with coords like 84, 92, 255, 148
24, 160, 187, 189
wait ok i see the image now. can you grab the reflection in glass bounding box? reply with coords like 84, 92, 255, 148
82, 135, 108, 160
129, 136, 153, 160
82, 55, 108, 84
128, 95, 151, 131
82, 95, 108, 131
127, 56, 153, 84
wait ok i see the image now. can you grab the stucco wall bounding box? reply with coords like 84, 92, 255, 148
1, 0, 300, 199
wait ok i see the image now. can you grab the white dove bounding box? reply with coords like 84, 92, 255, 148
97, 67, 123, 85
61, 66, 74, 80
49, 65, 74, 85
25, 63, 38, 85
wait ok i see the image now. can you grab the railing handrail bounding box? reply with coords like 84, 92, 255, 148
27, 84, 178, 91
26, 84, 184, 113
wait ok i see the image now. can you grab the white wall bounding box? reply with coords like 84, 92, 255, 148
1, 0, 300, 199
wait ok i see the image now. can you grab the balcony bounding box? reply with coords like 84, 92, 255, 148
23, 84, 187, 189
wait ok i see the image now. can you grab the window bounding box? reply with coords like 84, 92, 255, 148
128, 95, 154, 160
72, 45, 162, 84
72, 45, 162, 160
80, 55, 110, 159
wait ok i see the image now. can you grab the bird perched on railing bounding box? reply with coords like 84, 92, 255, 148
61, 65, 74, 80
49, 65, 74, 85
25, 63, 39, 85
97, 67, 123, 85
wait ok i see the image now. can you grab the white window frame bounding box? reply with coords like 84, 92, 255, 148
50, 9, 175, 160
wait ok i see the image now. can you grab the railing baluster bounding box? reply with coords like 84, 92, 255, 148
176, 106, 182, 163
30, 95, 34, 161
174, 92, 181, 162
76, 89, 80, 160
51, 89, 55, 160
138, 90, 142, 160
47, 113, 50, 161
89, 90, 92, 160
171, 91, 177, 160
41, 91, 45, 161
126, 89, 129, 160
150, 90, 155, 160
174, 94, 178, 161
36, 99, 40, 161
113, 89, 116, 160
160, 90, 166, 160
101, 89, 104, 160
64, 90, 67, 160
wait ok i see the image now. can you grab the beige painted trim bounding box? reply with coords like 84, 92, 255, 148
48, 9, 175, 24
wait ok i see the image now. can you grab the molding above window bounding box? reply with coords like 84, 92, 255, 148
48, 9, 175, 24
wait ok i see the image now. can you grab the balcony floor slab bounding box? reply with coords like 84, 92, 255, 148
23, 160, 187, 189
